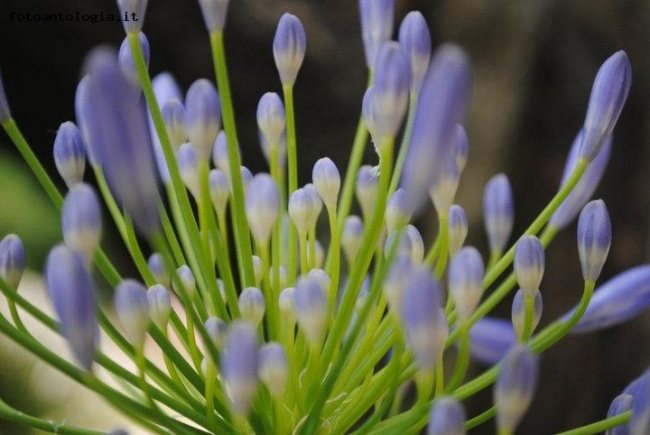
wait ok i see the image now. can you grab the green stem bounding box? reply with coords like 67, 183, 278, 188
554, 411, 631, 435
466, 406, 496, 429
388, 92, 418, 195
326, 206, 340, 317
283, 84, 299, 286
446, 321, 470, 391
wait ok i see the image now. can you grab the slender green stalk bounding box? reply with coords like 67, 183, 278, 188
388, 92, 419, 195
554, 412, 631, 435
326, 207, 340, 317
446, 320, 470, 391
466, 405, 496, 429
282, 84, 299, 286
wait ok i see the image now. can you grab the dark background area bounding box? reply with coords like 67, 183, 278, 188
1, 0, 650, 433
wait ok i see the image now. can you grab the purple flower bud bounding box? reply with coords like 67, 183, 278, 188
0, 71, 11, 121
245, 174, 280, 245
358, 0, 394, 68
209, 168, 230, 216
240, 166, 253, 193
222, 322, 259, 415
580, 51, 632, 161
449, 247, 484, 320
406, 224, 424, 264
0, 234, 25, 289
198, 0, 230, 32
578, 199, 611, 282
53, 121, 86, 189
428, 397, 467, 435
116, 0, 148, 32
239, 287, 266, 328
384, 231, 413, 262
303, 183, 323, 218
385, 188, 411, 232
289, 187, 320, 235
400, 266, 443, 372
114, 280, 149, 346
494, 345, 539, 433
279, 287, 296, 324
147, 253, 169, 288
605, 394, 632, 435
185, 79, 221, 161
45, 245, 98, 371
398, 11, 431, 94
205, 316, 228, 349
454, 125, 469, 174
212, 130, 238, 175
74, 76, 98, 166
61, 184, 102, 264
342, 216, 364, 265
177, 142, 200, 198
362, 86, 380, 142
401, 44, 472, 214
629, 370, 650, 435
511, 289, 543, 341
356, 165, 379, 220
371, 42, 411, 139
308, 268, 331, 292
514, 236, 545, 296
150, 72, 183, 183
257, 92, 286, 147
384, 255, 413, 314
118, 33, 149, 89
161, 99, 186, 148
448, 204, 468, 257
294, 274, 328, 345
430, 157, 460, 214
147, 284, 171, 329
550, 131, 611, 230
80, 49, 160, 236
273, 14, 307, 87
258, 342, 288, 397
469, 318, 516, 365
312, 157, 341, 209
483, 174, 514, 255
570, 265, 650, 334
173, 265, 196, 299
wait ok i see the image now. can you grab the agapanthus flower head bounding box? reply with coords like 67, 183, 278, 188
0, 70, 11, 121
257, 92, 286, 147
385, 188, 411, 232
80, 48, 160, 236
118, 32, 149, 89
449, 246, 484, 320
580, 51, 631, 161
209, 168, 230, 216
0, 234, 25, 289
356, 165, 379, 220
454, 124, 469, 174
483, 173, 514, 255
221, 321, 259, 416
550, 130, 611, 230
258, 342, 288, 397
358, 0, 394, 68
511, 289, 543, 341
239, 287, 266, 328
577, 199, 611, 282
245, 174, 280, 246
273, 13, 307, 87
114, 280, 150, 347
428, 397, 467, 435
401, 44, 472, 214
45, 244, 98, 371
312, 157, 341, 209
494, 345, 539, 434
294, 274, 328, 345
53, 121, 86, 189
177, 142, 200, 198
147, 252, 169, 288
514, 235, 545, 296
448, 204, 468, 257
185, 79, 221, 160
469, 317, 516, 365
605, 394, 633, 435
61, 183, 102, 264
147, 284, 171, 329
198, 0, 230, 32
398, 11, 431, 94
161, 99, 186, 148
116, 0, 149, 33
205, 316, 228, 350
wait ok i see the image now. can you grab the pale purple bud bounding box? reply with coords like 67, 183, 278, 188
176, 142, 200, 198
74, 76, 98, 166
356, 165, 379, 220
252, 256, 264, 286
405, 225, 424, 264
371, 42, 411, 139
514, 236, 545, 296
198, 0, 230, 32
312, 157, 341, 209
258, 343, 288, 397
118, 33, 149, 89
289, 187, 320, 235
173, 265, 196, 299
45, 245, 98, 371
273, 14, 307, 87
483, 174, 514, 255
222, 322, 259, 415
550, 131, 611, 230
342, 216, 364, 265
150, 72, 183, 183
629, 371, 650, 435
605, 394, 632, 435
494, 345, 539, 433
570, 265, 650, 334
511, 289, 543, 341
362, 86, 380, 142
384, 255, 413, 314
358, 0, 394, 68
303, 183, 323, 221
0, 234, 25, 289
239, 287, 265, 328
448, 204, 468, 257
245, 174, 280, 245
430, 157, 460, 214
279, 287, 296, 324
449, 247, 484, 320
147, 284, 171, 329
384, 231, 413, 260
400, 267, 443, 372
161, 99, 186, 148
0, 71, 10, 121
578, 199, 611, 282
61, 184, 102, 264
147, 253, 169, 288
240, 166, 254, 194
114, 280, 149, 346
385, 188, 411, 232
185, 79, 221, 160
580, 51, 631, 161
454, 124, 469, 174
212, 130, 240, 175
205, 316, 228, 349
257, 92, 286, 147
469, 318, 516, 365
116, 0, 148, 32
53, 121, 86, 189
209, 168, 230, 216
398, 11, 431, 94
428, 397, 467, 435
294, 274, 328, 345
401, 44, 472, 214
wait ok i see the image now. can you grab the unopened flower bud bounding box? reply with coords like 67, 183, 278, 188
161, 99, 186, 148
222, 322, 259, 416
405, 225, 424, 264
359, 0, 394, 68
289, 187, 320, 235
428, 397, 467, 435
384, 255, 413, 314
469, 318, 516, 365
258, 343, 288, 397
483, 174, 514, 255
279, 287, 296, 324
578, 199, 611, 282
430, 157, 460, 214
173, 265, 196, 299
61, 183, 102, 264
245, 174, 280, 246
511, 289, 543, 342
605, 394, 633, 435
118, 33, 149, 89
185, 79, 221, 160
198, 0, 230, 32
116, 0, 148, 32
514, 236, 545, 296
239, 287, 265, 328
205, 316, 228, 349
449, 247, 484, 320
114, 280, 149, 347
385, 188, 411, 232
177, 143, 200, 198
312, 157, 340, 209
252, 256, 264, 287
454, 125, 469, 174
399, 11, 431, 94
342, 216, 364, 265
294, 274, 328, 345
371, 42, 411, 139
209, 168, 230, 217
147, 284, 171, 329
147, 253, 169, 288
448, 204, 468, 257
53, 121, 86, 189
257, 92, 286, 147
0, 234, 25, 289
273, 14, 306, 87
356, 165, 379, 220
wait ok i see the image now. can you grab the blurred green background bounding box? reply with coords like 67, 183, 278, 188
1, 0, 650, 433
